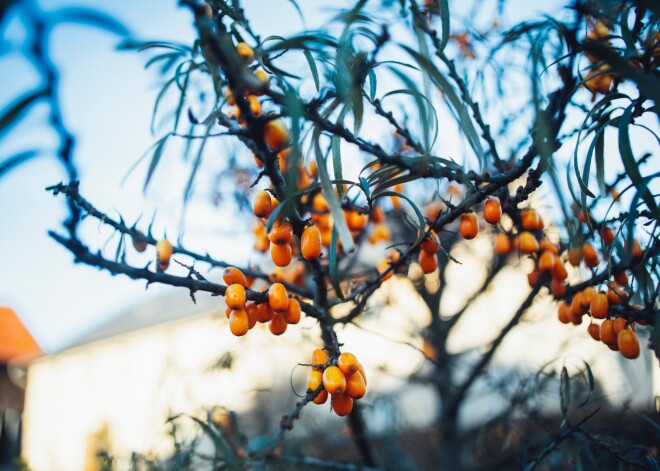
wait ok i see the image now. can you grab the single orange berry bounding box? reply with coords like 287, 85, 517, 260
345, 210, 368, 231
236, 42, 254, 62
539, 240, 559, 254
263, 118, 291, 151
268, 283, 289, 312
225, 284, 246, 310
600, 225, 615, 244
270, 243, 292, 267
313, 389, 329, 405
331, 393, 353, 417
553, 260, 568, 281
494, 233, 512, 255
538, 250, 556, 273
582, 243, 600, 268
614, 270, 629, 286
613, 317, 628, 336
283, 298, 301, 325
483, 198, 502, 225
419, 250, 438, 274
307, 369, 323, 391
527, 270, 540, 287
337, 353, 359, 375
312, 349, 329, 371
228, 309, 249, 336
551, 278, 566, 298
571, 292, 587, 317
223, 267, 248, 287
617, 329, 640, 359
269, 312, 288, 335
345, 371, 366, 399
581, 287, 596, 307
421, 230, 440, 255
156, 239, 174, 270
459, 213, 479, 239
587, 323, 601, 341
256, 303, 274, 323
245, 303, 258, 329
557, 302, 571, 324
378, 259, 393, 281
253, 190, 272, 218
301, 225, 322, 260
600, 319, 616, 345
519, 231, 539, 254
269, 220, 293, 246
590, 293, 608, 319
323, 365, 347, 395
567, 246, 583, 267
607, 285, 627, 305
521, 209, 542, 230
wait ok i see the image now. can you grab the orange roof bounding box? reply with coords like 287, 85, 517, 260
0, 307, 41, 362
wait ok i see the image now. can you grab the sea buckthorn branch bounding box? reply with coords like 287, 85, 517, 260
46, 181, 313, 299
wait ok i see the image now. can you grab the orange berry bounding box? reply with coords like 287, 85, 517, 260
571, 292, 587, 318
613, 317, 628, 336
331, 393, 353, 417
607, 285, 627, 305
269, 312, 288, 335
312, 349, 329, 371
567, 246, 583, 267
371, 205, 385, 223
590, 293, 609, 319
600, 225, 615, 244
614, 270, 629, 286
539, 240, 559, 254
519, 231, 539, 254
345, 210, 368, 231
263, 118, 290, 151
587, 323, 601, 341
337, 353, 359, 375
557, 302, 571, 324
323, 366, 346, 395
225, 284, 246, 309
521, 209, 542, 230
538, 250, 556, 273
460, 213, 479, 239
228, 309, 249, 336
600, 319, 616, 345
269, 220, 293, 246
156, 239, 174, 270
419, 250, 438, 274
268, 282, 289, 312
312, 192, 330, 212
345, 371, 366, 399
270, 243, 292, 267
283, 298, 301, 324
581, 287, 596, 307
378, 259, 393, 281
253, 70, 269, 93
236, 42, 254, 62
307, 369, 323, 391
253, 190, 272, 218
483, 198, 502, 225
224, 86, 235, 106
494, 233, 512, 255
256, 303, 274, 323
527, 270, 540, 287
357, 362, 367, 387
301, 225, 322, 260
223, 267, 248, 287
421, 230, 440, 255
626, 239, 643, 261
313, 389, 329, 405
551, 278, 566, 298
245, 303, 258, 329
617, 329, 640, 359
132, 233, 148, 253
582, 242, 600, 268
553, 260, 568, 281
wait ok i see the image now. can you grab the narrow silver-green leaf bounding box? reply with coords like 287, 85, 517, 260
329, 227, 344, 300
302, 48, 320, 92
143, 135, 169, 192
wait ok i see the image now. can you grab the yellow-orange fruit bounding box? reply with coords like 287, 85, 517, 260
223, 267, 248, 287
271, 243, 292, 267
283, 298, 301, 325
345, 210, 368, 231
301, 225, 322, 260
607, 285, 627, 305
369, 223, 391, 244
539, 240, 559, 254
307, 369, 323, 391
494, 233, 512, 255
527, 270, 540, 287
313, 389, 329, 405
378, 259, 393, 281
519, 231, 539, 254
419, 250, 438, 274
421, 230, 440, 255
312, 349, 329, 371
553, 260, 568, 281
626, 239, 643, 261
538, 250, 556, 273
521, 209, 542, 230
551, 278, 566, 298
228, 309, 249, 336
337, 353, 359, 375
567, 246, 583, 267
268, 282, 289, 312
371, 205, 385, 223
225, 306, 232, 319
331, 393, 353, 417
600, 319, 616, 345
581, 287, 596, 307
269, 220, 293, 246
253, 190, 272, 218
483, 198, 502, 225
571, 292, 587, 318
557, 302, 571, 324
224, 86, 235, 106
156, 239, 174, 270
617, 329, 640, 359
345, 371, 366, 399
459, 213, 479, 239
613, 317, 628, 336
263, 118, 290, 151
614, 270, 629, 286
225, 284, 246, 309
587, 323, 601, 341
312, 192, 329, 212
247, 95, 261, 115
254, 70, 269, 93
590, 293, 608, 319
256, 303, 274, 323
236, 42, 254, 62
323, 366, 346, 395
582, 242, 600, 268
600, 225, 615, 244
245, 303, 258, 329
269, 312, 288, 335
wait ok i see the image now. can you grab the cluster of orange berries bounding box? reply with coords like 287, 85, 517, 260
557, 284, 643, 359
307, 350, 367, 417
222, 267, 301, 337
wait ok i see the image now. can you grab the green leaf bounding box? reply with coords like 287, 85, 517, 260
143, 135, 169, 193
595, 129, 605, 196
438, 0, 450, 54
560, 366, 571, 418
151, 77, 176, 135
373, 190, 425, 244
0, 89, 45, 139
53, 7, 129, 36
332, 135, 343, 199
367, 68, 377, 102
0, 150, 39, 178
313, 129, 355, 253
302, 48, 320, 92
182, 123, 212, 205
329, 227, 344, 300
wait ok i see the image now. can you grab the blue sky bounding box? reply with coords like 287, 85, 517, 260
0, 0, 577, 352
